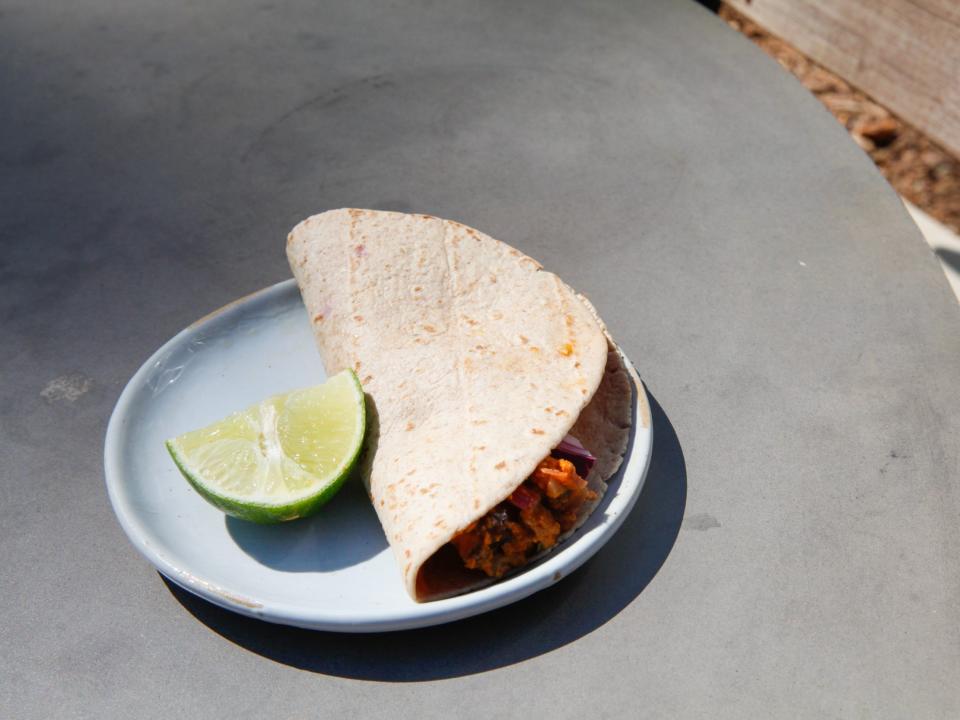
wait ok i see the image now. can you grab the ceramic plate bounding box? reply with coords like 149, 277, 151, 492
104, 279, 653, 632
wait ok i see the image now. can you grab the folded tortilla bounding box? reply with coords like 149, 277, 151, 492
287, 209, 631, 601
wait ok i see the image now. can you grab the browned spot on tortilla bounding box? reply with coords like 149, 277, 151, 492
413, 285, 422, 292
473, 499, 480, 509
471, 419, 487, 425
559, 343, 574, 356
475, 445, 486, 451
555, 409, 569, 417
354, 360, 362, 370
492, 310, 503, 320
379, 499, 385, 506
574, 361, 581, 369
495, 461, 507, 470
530, 346, 540, 353
489, 274, 497, 283
509, 249, 521, 257
313, 313, 325, 323
348, 208, 363, 218
581, 388, 588, 395
434, 519, 446, 527
363, 374, 373, 384
565, 314, 575, 327
420, 214, 433, 220
519, 335, 529, 344
405, 421, 415, 431
404, 562, 412, 575
405, 549, 411, 558
354, 315, 364, 323
531, 428, 545, 435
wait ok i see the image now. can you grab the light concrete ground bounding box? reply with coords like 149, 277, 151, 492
905, 200, 960, 304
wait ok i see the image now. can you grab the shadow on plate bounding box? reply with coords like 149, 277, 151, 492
165, 390, 686, 680
225, 479, 388, 572
226, 392, 387, 572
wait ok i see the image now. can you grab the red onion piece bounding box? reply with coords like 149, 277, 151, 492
508, 483, 539, 510
552, 434, 595, 477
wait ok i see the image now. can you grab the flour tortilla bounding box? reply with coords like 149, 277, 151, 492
287, 209, 631, 601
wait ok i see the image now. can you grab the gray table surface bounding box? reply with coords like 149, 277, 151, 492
3, 0, 959, 717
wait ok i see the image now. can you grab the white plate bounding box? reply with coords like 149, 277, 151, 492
104, 279, 653, 632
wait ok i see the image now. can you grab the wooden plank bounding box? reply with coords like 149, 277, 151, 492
724, 0, 960, 157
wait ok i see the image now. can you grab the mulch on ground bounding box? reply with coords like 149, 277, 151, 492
720, 4, 960, 234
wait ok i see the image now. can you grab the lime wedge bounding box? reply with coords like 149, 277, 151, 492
165, 370, 366, 523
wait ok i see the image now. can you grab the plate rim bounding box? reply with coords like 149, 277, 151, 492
104, 279, 654, 632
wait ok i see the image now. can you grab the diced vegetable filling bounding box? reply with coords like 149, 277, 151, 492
450, 455, 596, 578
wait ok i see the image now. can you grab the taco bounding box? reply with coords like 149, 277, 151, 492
287, 209, 631, 601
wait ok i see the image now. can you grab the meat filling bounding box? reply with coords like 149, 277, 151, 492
449, 456, 596, 578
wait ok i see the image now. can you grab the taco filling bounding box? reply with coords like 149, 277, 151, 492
411, 435, 593, 588
449, 455, 597, 578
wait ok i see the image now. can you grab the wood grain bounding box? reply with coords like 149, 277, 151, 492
725, 0, 960, 157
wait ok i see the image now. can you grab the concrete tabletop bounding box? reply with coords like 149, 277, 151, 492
3, 0, 959, 717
